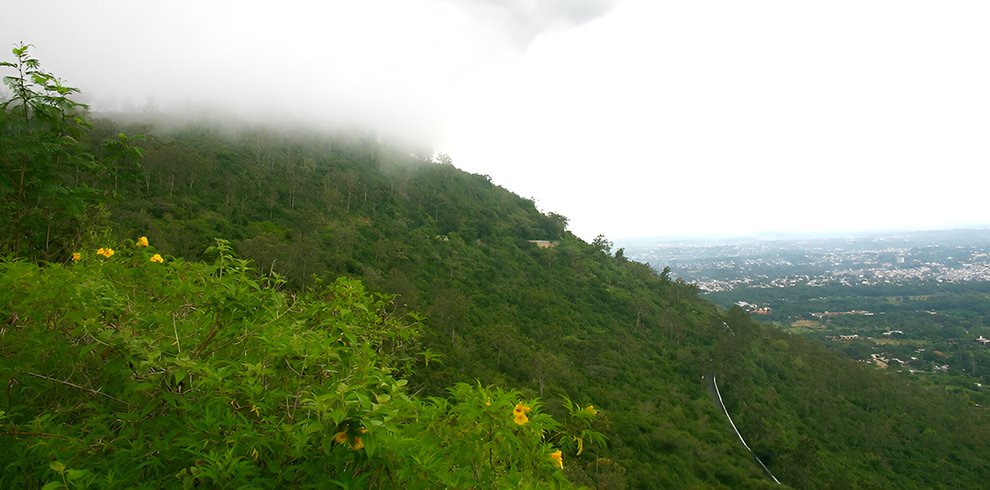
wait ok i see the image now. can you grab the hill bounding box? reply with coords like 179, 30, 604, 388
100, 120, 990, 488
3, 47, 989, 487
98, 120, 765, 487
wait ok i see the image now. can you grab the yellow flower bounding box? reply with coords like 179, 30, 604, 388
71, 252, 81, 262
150, 254, 164, 263
334, 426, 366, 450
513, 402, 531, 425
251, 448, 259, 461
136, 236, 149, 247
585, 405, 598, 416
96, 247, 114, 258
550, 450, 563, 469
250, 405, 261, 417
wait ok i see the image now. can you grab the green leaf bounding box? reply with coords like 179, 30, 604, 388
66, 469, 88, 481
362, 434, 376, 458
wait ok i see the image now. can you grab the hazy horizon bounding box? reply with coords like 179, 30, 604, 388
616, 224, 990, 244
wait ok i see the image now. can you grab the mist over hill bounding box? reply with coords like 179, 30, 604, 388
3, 47, 989, 487
96, 117, 990, 487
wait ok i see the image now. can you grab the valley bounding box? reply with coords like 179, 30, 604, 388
623, 229, 990, 404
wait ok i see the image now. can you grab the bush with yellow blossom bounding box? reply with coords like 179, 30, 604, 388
0, 240, 596, 488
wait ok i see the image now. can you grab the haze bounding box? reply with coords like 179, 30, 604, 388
4, 0, 988, 241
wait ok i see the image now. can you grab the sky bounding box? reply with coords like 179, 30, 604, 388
4, 0, 989, 241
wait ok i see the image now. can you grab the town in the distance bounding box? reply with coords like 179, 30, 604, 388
620, 228, 990, 403
620, 228, 990, 293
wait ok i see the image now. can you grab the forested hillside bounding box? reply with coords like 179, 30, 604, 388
99, 119, 769, 487
3, 46, 989, 488
1, 46, 590, 489
99, 120, 990, 488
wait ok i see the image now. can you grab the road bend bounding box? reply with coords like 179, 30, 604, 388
708, 374, 781, 485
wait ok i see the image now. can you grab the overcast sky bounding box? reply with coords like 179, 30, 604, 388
5, 1, 989, 241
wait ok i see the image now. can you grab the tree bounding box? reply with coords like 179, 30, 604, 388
591, 234, 613, 255
0, 43, 141, 260
432, 152, 453, 166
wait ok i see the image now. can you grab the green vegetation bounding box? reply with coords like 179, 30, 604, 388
0, 43, 141, 261
101, 121, 772, 487
1, 239, 591, 488
716, 307, 990, 488
3, 45, 989, 488
710, 282, 990, 404
0, 47, 594, 488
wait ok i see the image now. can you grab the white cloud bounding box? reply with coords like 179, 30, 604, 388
4, 0, 988, 240
445, 0, 990, 239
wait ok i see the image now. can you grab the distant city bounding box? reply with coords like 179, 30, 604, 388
620, 228, 990, 292
620, 229, 990, 391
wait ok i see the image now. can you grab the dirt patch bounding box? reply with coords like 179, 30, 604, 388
873, 338, 902, 345
791, 319, 823, 328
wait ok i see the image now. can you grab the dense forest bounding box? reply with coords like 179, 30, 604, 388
3, 46, 989, 488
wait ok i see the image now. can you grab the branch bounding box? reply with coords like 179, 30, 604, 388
191, 320, 222, 359
27, 372, 134, 407
1, 430, 71, 440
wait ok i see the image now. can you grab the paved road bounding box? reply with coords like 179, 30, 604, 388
707, 373, 781, 485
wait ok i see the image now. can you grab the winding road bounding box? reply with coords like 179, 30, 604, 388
707, 373, 781, 485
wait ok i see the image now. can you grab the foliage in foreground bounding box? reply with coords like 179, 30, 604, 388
0, 238, 598, 488
0, 42, 142, 262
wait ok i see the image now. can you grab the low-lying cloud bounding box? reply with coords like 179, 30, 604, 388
5, 0, 989, 240
3, 0, 618, 145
